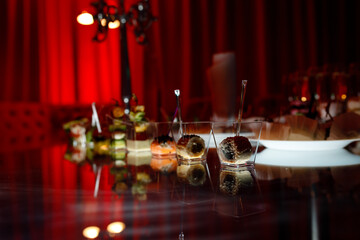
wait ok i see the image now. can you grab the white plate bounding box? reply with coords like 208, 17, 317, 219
259, 139, 360, 151
256, 148, 360, 167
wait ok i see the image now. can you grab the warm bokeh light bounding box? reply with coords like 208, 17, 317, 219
77, 11, 94, 25
82, 226, 100, 239
107, 221, 126, 234
301, 96, 307, 102
101, 18, 107, 27
109, 20, 120, 29
341, 94, 347, 100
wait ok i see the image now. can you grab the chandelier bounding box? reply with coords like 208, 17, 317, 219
77, 0, 156, 44
77, 0, 156, 114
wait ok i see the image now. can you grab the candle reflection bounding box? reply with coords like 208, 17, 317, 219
107, 221, 126, 235
82, 226, 100, 239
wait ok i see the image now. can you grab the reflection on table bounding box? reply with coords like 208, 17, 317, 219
1, 139, 360, 239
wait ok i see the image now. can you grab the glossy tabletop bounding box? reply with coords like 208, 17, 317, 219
1, 137, 360, 240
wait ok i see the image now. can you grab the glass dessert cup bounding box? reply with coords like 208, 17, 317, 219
171, 121, 213, 163
149, 122, 177, 157
212, 121, 262, 169
126, 121, 154, 152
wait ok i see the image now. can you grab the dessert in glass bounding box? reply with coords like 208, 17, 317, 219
125, 103, 154, 152
150, 135, 176, 156
150, 122, 176, 156
126, 121, 153, 151
108, 95, 151, 152
171, 122, 212, 163
212, 121, 262, 168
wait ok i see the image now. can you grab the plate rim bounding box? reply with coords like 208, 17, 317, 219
259, 138, 360, 151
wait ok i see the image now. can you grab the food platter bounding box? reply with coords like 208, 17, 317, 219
259, 138, 360, 151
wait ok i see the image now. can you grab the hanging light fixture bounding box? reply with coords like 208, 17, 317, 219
77, 0, 156, 114
77, 0, 156, 43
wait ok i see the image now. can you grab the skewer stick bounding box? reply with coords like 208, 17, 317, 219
174, 90, 183, 134
179, 184, 185, 240
93, 166, 102, 198
167, 106, 178, 136
237, 80, 248, 135
174, 90, 182, 123
91, 102, 102, 134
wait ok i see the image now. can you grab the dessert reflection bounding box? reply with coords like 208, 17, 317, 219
177, 161, 207, 186
110, 157, 130, 197
150, 155, 177, 174
63, 117, 89, 146
131, 172, 151, 201
122, 151, 153, 201
63, 139, 180, 200
219, 167, 254, 196
64, 144, 87, 164
214, 166, 265, 218
175, 159, 214, 205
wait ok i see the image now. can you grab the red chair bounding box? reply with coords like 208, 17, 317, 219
0, 102, 52, 152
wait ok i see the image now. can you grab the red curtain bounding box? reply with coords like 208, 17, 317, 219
1, 0, 360, 120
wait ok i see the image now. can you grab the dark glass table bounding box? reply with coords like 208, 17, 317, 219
1, 138, 360, 240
